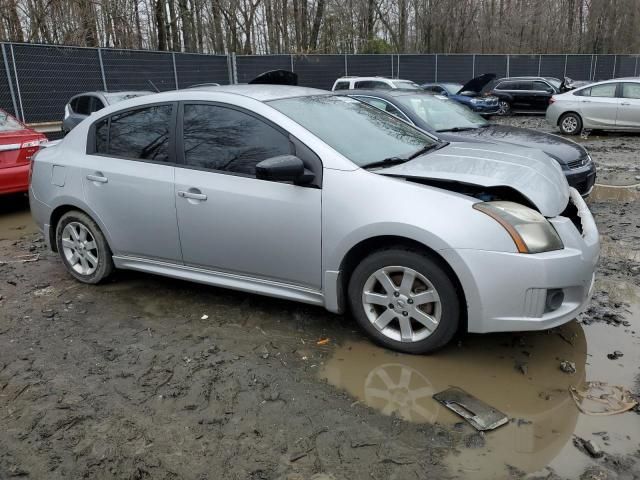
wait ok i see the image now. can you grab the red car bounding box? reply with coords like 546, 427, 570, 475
0, 109, 47, 195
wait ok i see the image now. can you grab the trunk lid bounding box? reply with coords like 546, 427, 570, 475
0, 130, 47, 169
378, 142, 570, 217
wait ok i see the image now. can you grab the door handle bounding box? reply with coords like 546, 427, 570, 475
621, 102, 631, 106
581, 100, 591, 103
177, 190, 207, 201
86, 173, 108, 183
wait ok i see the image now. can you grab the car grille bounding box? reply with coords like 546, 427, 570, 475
567, 155, 590, 169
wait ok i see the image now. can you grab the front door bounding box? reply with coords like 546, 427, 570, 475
82, 103, 182, 262
174, 102, 322, 289
616, 82, 640, 128
579, 82, 620, 128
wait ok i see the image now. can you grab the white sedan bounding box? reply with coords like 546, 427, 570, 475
547, 78, 640, 134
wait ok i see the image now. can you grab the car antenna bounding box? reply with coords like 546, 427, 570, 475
147, 80, 160, 93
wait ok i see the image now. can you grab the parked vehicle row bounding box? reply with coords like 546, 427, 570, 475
30, 85, 599, 354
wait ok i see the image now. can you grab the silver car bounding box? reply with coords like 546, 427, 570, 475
547, 78, 640, 134
63, 90, 153, 134
30, 85, 599, 353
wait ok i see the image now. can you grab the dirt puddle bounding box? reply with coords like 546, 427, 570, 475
320, 279, 640, 479
0, 195, 37, 241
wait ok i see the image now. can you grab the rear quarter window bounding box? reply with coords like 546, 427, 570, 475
333, 81, 350, 91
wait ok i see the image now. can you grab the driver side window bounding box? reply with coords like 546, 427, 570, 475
182, 104, 293, 176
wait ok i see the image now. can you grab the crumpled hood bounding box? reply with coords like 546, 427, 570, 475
441, 125, 586, 165
379, 142, 570, 217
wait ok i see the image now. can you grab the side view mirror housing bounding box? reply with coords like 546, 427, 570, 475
255, 155, 315, 185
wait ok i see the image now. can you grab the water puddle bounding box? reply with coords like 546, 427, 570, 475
590, 183, 640, 202
0, 195, 37, 240
320, 280, 640, 479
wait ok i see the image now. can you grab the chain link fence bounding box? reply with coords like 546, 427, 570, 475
1, 42, 638, 125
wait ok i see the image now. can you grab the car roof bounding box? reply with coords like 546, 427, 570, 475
185, 84, 329, 101
338, 89, 436, 99
103, 90, 155, 98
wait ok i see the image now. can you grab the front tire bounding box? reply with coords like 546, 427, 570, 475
497, 100, 511, 116
56, 211, 113, 284
348, 248, 460, 354
558, 112, 582, 135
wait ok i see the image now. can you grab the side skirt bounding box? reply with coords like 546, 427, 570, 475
112, 255, 325, 307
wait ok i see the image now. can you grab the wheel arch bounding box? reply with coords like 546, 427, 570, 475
334, 235, 468, 332
557, 110, 582, 126
48, 201, 112, 253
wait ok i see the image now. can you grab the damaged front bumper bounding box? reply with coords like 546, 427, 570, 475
441, 188, 599, 333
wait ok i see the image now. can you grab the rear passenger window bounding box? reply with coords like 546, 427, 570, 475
621, 83, 640, 99
95, 104, 172, 162
354, 81, 392, 90
334, 81, 350, 90
182, 104, 292, 176
73, 96, 91, 115
589, 83, 617, 98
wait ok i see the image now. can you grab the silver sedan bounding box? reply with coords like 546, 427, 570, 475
30, 85, 599, 353
547, 78, 640, 134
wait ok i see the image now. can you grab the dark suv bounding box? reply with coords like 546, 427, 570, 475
483, 77, 563, 115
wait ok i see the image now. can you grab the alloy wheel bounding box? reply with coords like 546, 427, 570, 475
61, 222, 99, 276
561, 116, 579, 134
498, 100, 510, 115
361, 266, 442, 343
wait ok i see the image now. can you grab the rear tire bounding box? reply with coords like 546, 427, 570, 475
348, 248, 460, 354
558, 112, 582, 135
56, 211, 113, 284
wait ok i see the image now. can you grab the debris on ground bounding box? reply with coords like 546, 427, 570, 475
559, 360, 577, 374
433, 387, 509, 431
574, 436, 605, 458
606, 350, 623, 360
316, 338, 330, 345
570, 381, 638, 416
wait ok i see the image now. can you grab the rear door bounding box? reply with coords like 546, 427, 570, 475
616, 82, 640, 128
531, 81, 554, 110
82, 103, 182, 262
174, 102, 322, 288
578, 83, 620, 127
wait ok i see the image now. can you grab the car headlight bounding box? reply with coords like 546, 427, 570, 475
470, 98, 480, 104
473, 201, 564, 253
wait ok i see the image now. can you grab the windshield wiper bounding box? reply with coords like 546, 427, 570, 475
363, 157, 410, 170
436, 126, 477, 133
364, 142, 449, 170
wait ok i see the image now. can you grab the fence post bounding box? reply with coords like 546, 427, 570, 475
563, 55, 567, 78
434, 54, 438, 82
290, 54, 294, 74
612, 55, 617, 78
390, 54, 394, 78
172, 52, 179, 89
232, 52, 237, 84
97, 48, 107, 91
344, 54, 348, 76
506, 55, 510, 77
592, 55, 597, 80
9, 44, 24, 122
472, 54, 475, 78
1, 43, 19, 118
537, 55, 542, 76
635, 55, 639, 76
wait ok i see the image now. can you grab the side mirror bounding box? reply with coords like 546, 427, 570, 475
255, 155, 314, 185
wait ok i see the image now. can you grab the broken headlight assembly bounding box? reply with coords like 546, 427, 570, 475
473, 201, 564, 253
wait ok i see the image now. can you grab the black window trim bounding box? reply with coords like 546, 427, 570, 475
86, 101, 179, 166
618, 81, 640, 99
176, 100, 323, 188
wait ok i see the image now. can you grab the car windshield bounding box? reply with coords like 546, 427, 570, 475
269, 95, 438, 167
397, 94, 488, 131
546, 78, 562, 89
392, 80, 421, 90
0, 111, 24, 132
442, 83, 463, 94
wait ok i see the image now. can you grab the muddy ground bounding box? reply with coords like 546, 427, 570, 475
1, 117, 639, 480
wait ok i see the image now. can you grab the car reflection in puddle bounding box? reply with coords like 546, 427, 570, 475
321, 322, 586, 477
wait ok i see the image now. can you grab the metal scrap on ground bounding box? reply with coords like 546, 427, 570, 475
433, 387, 509, 431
